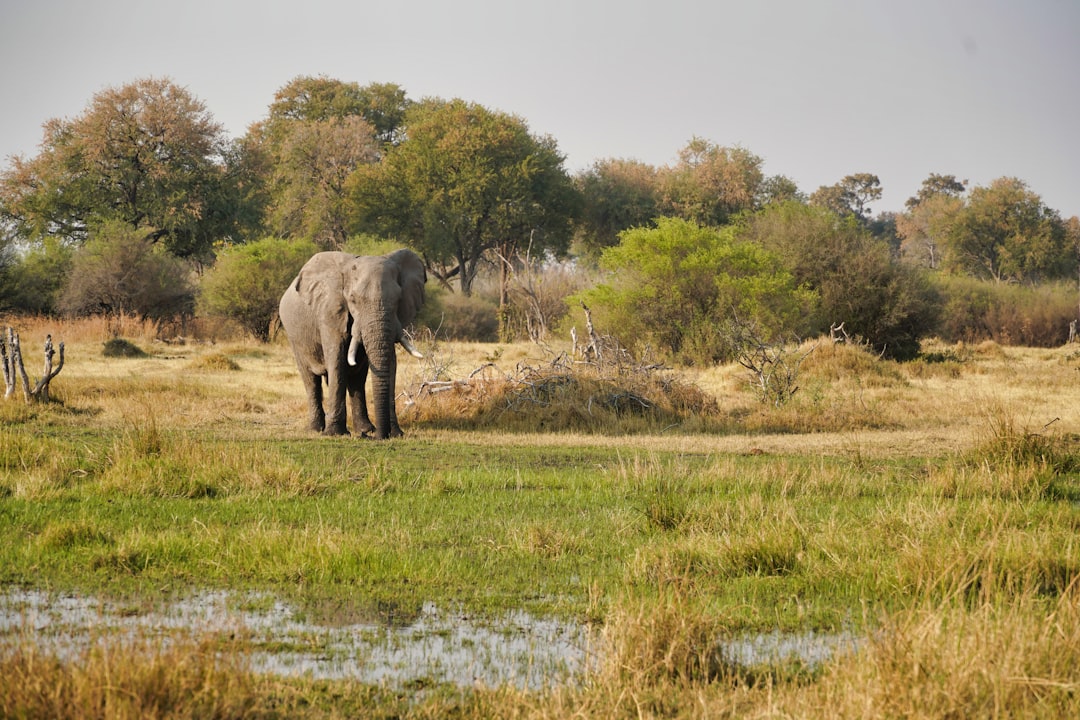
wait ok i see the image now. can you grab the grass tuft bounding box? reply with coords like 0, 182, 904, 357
188, 352, 242, 371
102, 337, 149, 358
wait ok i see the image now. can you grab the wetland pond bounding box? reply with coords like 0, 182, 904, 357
0, 588, 856, 688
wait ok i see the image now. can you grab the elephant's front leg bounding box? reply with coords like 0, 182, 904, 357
302, 370, 326, 433
323, 356, 351, 437
347, 358, 376, 437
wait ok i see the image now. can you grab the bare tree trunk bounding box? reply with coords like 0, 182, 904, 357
2, 328, 65, 403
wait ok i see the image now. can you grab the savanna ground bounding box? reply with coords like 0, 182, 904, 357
2, 314, 1080, 718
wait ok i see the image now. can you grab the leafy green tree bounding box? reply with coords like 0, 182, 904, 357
576, 217, 817, 365
575, 158, 661, 257
262, 76, 410, 146
739, 202, 938, 359
942, 177, 1070, 283
659, 138, 765, 226
59, 221, 195, 324
246, 77, 401, 247
810, 173, 882, 221
269, 116, 380, 247
350, 98, 579, 296
758, 174, 805, 206
898, 193, 964, 269
0, 238, 74, 314
0, 78, 240, 259
904, 173, 966, 210
198, 237, 318, 341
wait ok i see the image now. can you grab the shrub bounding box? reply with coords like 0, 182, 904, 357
197, 237, 318, 341
59, 221, 195, 327
102, 338, 148, 358
421, 287, 500, 342
739, 202, 940, 360
933, 275, 1076, 346
0, 239, 74, 315
575, 217, 817, 365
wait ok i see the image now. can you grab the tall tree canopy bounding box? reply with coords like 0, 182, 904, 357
0, 77, 239, 259
659, 138, 765, 226
245, 76, 404, 247
897, 174, 967, 269
943, 177, 1070, 283
575, 158, 661, 257
349, 98, 579, 296
810, 173, 883, 221
263, 76, 409, 147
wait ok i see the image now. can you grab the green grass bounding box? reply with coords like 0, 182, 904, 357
3, 329, 1080, 716
3, 424, 1078, 633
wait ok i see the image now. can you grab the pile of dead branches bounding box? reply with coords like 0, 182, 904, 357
403, 328, 718, 434
2, 327, 65, 403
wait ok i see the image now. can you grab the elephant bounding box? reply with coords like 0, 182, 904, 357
278, 248, 426, 439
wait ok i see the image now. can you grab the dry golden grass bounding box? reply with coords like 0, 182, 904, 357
7, 315, 1080, 461
0, 634, 271, 720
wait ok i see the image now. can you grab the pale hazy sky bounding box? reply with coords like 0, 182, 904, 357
2, 0, 1078, 217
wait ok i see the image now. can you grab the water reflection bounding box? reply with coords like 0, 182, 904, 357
1, 588, 859, 688
0, 588, 594, 689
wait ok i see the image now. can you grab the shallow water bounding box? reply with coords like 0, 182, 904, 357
0, 588, 595, 689
722, 627, 860, 669
1, 587, 857, 687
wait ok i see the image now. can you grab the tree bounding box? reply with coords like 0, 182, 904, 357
575, 158, 661, 258
0, 238, 74, 314
576, 217, 817, 365
59, 221, 195, 327
739, 202, 938, 359
758, 174, 805, 206
810, 173, 882, 221
0, 77, 239, 259
247, 77, 401, 247
897, 193, 964, 269
268, 117, 380, 247
350, 98, 579, 297
904, 173, 966, 210
659, 138, 765, 226
198, 237, 318, 341
263, 76, 410, 146
943, 177, 1069, 283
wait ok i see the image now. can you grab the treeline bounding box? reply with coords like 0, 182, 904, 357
1, 76, 1077, 359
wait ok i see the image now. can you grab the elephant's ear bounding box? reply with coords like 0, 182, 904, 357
294, 252, 350, 332
388, 249, 427, 326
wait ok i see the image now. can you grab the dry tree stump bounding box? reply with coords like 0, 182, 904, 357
2, 328, 65, 403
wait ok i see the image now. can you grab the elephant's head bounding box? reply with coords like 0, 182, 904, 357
343, 248, 427, 368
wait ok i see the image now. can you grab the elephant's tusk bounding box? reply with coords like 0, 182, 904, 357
399, 333, 424, 359
347, 335, 361, 366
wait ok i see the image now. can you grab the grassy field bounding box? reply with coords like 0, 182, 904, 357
2, 315, 1080, 718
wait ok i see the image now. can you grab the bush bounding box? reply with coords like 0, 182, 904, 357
421, 287, 500, 342
197, 237, 318, 341
739, 202, 940, 360
933, 275, 1076, 346
0, 239, 74, 315
575, 217, 817, 365
102, 338, 148, 358
59, 221, 195, 326
502, 257, 594, 343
